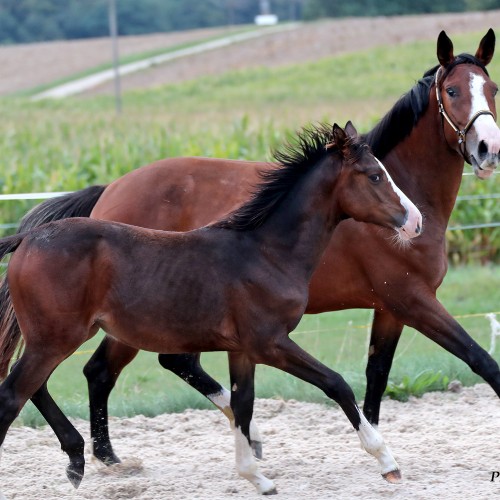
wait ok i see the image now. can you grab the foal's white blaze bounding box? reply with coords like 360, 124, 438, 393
377, 159, 422, 240
469, 73, 500, 178
207, 389, 263, 446
233, 425, 275, 494
356, 409, 400, 476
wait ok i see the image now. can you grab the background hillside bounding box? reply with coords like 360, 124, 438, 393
2, 10, 500, 96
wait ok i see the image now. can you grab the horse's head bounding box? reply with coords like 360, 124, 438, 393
436, 29, 500, 179
333, 122, 422, 242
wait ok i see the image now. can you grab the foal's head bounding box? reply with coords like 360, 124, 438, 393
434, 29, 500, 179
333, 122, 422, 241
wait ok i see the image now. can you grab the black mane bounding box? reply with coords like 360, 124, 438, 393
363, 53, 489, 160
214, 124, 366, 231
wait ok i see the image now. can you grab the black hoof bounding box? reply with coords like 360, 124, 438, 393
66, 459, 85, 488
251, 440, 263, 460
93, 444, 121, 465
263, 487, 278, 495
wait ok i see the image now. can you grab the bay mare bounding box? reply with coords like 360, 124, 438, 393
0, 30, 499, 471
0, 124, 421, 493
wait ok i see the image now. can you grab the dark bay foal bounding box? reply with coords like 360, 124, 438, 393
0, 123, 421, 495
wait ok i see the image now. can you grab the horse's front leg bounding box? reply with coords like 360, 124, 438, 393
397, 292, 500, 396
159, 352, 263, 458
228, 352, 276, 495
363, 310, 404, 425
258, 335, 401, 483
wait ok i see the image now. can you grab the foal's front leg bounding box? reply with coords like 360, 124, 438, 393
259, 335, 401, 482
228, 352, 276, 495
159, 352, 263, 458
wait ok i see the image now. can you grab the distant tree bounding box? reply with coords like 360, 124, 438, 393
0, 0, 480, 44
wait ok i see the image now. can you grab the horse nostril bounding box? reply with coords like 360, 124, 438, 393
416, 222, 421, 235
478, 140, 488, 159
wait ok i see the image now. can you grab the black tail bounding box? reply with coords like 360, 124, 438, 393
0, 185, 106, 379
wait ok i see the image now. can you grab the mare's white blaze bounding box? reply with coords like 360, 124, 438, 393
356, 409, 399, 475
207, 389, 262, 444
469, 73, 500, 177
233, 425, 275, 494
377, 159, 422, 240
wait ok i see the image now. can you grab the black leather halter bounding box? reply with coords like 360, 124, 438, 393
435, 66, 495, 164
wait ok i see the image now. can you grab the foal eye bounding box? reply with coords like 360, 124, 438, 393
494, 87, 499, 97
446, 87, 457, 98
368, 173, 381, 183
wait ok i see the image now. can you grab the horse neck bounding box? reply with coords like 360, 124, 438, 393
254, 156, 341, 279
386, 99, 465, 230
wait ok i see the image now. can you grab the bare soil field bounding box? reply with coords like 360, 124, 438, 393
1, 384, 499, 499
2, 11, 500, 96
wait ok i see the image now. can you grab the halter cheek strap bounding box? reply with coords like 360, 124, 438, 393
434, 67, 495, 164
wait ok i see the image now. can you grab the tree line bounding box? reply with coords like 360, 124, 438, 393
0, 0, 497, 45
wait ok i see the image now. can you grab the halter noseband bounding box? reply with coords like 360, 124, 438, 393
435, 66, 495, 164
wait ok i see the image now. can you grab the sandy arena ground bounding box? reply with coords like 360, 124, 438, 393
0, 384, 498, 499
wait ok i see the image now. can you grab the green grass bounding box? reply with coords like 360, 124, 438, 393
15, 265, 500, 426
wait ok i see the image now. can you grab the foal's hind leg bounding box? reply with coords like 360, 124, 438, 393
159, 353, 263, 458
258, 336, 401, 483
30, 381, 85, 486
228, 352, 276, 495
0, 349, 86, 487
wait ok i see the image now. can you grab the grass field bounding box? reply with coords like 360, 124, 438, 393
0, 32, 499, 425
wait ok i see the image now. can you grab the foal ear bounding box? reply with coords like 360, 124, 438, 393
344, 121, 358, 139
475, 28, 495, 66
437, 30, 454, 67
332, 123, 346, 149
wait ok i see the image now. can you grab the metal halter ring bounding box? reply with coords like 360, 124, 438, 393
435, 66, 495, 164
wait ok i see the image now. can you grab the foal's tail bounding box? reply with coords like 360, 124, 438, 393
0, 185, 106, 379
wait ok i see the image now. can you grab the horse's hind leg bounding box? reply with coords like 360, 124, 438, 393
159, 353, 263, 458
259, 336, 401, 483
30, 381, 85, 486
363, 311, 404, 425
0, 349, 86, 487
83, 336, 138, 464
228, 352, 276, 495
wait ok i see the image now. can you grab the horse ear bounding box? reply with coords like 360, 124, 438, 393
437, 30, 454, 67
475, 28, 495, 66
344, 121, 358, 139
332, 123, 346, 149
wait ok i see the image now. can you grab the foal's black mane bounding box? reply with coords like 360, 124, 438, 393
363, 53, 489, 160
214, 124, 368, 231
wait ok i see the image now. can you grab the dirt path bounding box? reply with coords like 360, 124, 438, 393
1, 384, 498, 499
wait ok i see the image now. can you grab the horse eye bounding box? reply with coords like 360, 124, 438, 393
494, 87, 499, 97
446, 87, 457, 98
368, 173, 381, 183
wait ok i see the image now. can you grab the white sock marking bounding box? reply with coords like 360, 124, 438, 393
356, 409, 399, 475
233, 425, 275, 494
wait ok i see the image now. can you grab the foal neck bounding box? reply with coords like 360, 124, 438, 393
253, 155, 342, 278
